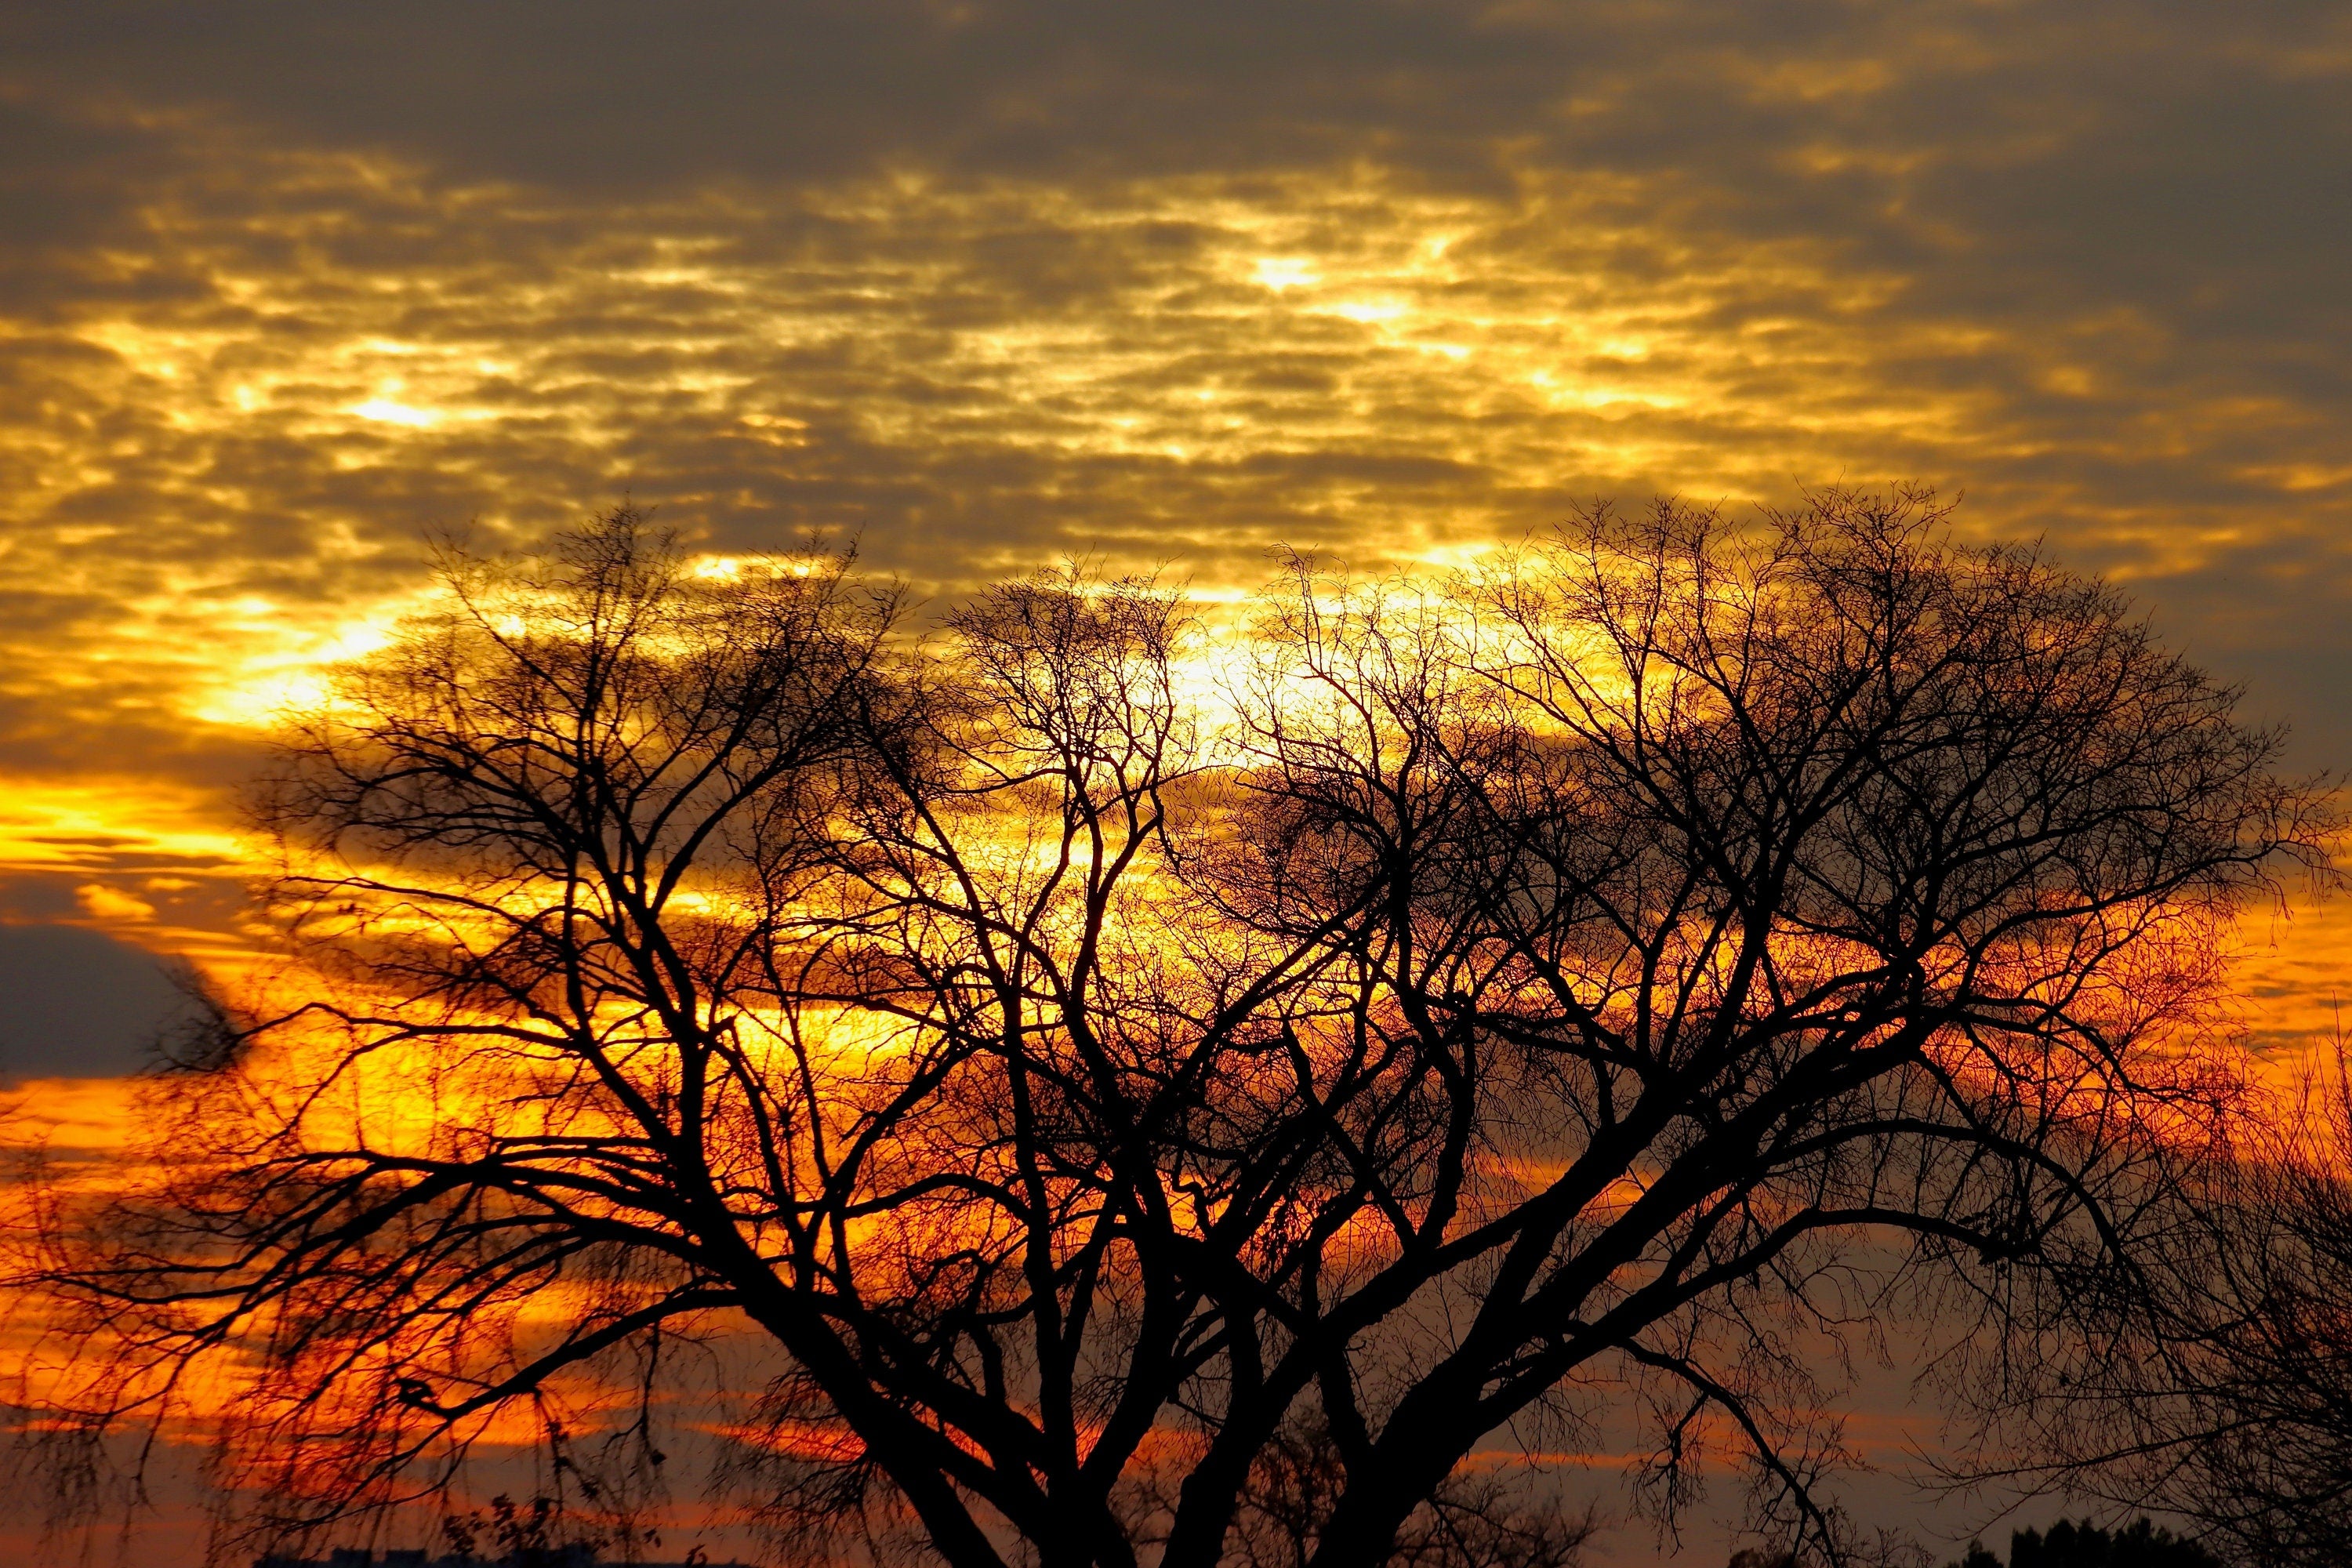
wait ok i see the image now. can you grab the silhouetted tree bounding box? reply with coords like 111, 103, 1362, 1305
2035, 1047, 2352, 1568
2187, 1148, 2352, 1566
1938, 1515, 2223, 1568
11, 492, 2329, 1568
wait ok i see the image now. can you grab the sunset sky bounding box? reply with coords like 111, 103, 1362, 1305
3, 3, 2351, 1557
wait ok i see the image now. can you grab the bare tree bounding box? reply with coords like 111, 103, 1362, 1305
9, 492, 2328, 1568
1210, 1420, 1592, 1568
2016, 1040, 2352, 1568
2188, 1145, 2352, 1566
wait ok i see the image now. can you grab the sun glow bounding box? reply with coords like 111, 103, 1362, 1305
347, 396, 441, 426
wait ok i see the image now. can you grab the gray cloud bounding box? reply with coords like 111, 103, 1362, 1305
0, 0, 2346, 842
0, 922, 198, 1080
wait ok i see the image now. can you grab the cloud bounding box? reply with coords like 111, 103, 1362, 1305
0, 922, 197, 1080
0, 0, 2347, 974
74, 881, 154, 923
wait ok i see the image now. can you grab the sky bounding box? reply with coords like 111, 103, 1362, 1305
3, 0, 2351, 1558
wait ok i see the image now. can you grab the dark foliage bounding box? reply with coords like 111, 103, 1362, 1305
1943, 1515, 2223, 1568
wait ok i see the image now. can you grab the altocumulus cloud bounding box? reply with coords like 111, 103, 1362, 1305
0, 0, 2349, 1019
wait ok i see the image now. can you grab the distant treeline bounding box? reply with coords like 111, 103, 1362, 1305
1944, 1516, 2224, 1568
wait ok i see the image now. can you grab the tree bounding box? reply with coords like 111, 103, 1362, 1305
2034, 1046, 2352, 1568
2187, 1138, 2352, 1566
10, 492, 2328, 1568
1936, 1516, 2224, 1568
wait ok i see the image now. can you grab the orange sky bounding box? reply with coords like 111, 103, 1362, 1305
3, 2, 2351, 1561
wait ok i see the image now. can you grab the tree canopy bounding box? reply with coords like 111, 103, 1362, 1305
11, 492, 2330, 1568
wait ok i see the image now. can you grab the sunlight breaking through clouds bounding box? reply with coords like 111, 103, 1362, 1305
2, 7, 2352, 1563
0, 0, 2347, 1102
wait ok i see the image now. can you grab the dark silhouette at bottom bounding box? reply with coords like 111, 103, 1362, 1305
1943, 1516, 2226, 1568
